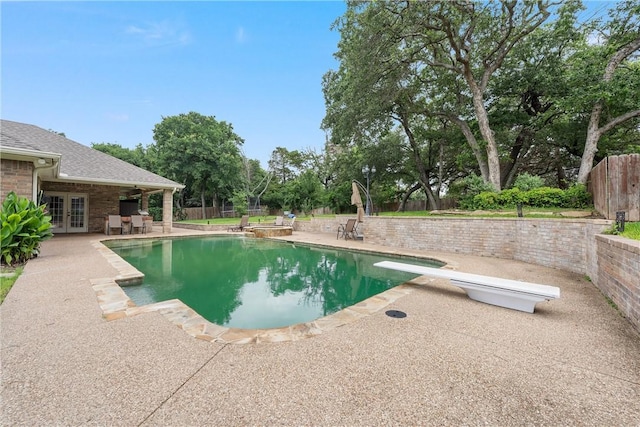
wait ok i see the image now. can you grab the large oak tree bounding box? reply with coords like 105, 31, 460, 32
324, 0, 558, 191
153, 112, 245, 217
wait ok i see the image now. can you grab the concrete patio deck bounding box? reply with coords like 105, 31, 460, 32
1, 229, 639, 426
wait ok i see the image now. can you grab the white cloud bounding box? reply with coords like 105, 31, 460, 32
125, 20, 191, 47
236, 26, 247, 44
105, 113, 130, 122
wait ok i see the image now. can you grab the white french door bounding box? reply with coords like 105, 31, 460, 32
45, 192, 88, 233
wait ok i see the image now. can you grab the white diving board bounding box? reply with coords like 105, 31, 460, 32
374, 261, 560, 313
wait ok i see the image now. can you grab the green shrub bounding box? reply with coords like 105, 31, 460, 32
456, 174, 497, 209
524, 187, 566, 207
148, 207, 163, 221
512, 173, 544, 191
230, 191, 248, 216
472, 192, 501, 210
497, 188, 527, 207
453, 174, 594, 211
0, 192, 53, 266
564, 184, 592, 209
460, 184, 593, 211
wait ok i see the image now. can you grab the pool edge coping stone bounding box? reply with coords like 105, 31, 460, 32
91, 236, 427, 345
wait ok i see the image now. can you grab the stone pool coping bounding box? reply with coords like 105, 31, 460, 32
91, 237, 431, 344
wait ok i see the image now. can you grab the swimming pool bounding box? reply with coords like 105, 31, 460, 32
104, 236, 442, 329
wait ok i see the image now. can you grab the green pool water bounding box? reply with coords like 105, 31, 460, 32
105, 236, 442, 329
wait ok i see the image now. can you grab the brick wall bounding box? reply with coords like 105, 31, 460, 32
1, 159, 34, 201
596, 235, 640, 333
298, 216, 639, 333
299, 216, 609, 275
41, 182, 120, 233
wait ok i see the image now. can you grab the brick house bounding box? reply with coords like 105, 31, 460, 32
1, 119, 184, 234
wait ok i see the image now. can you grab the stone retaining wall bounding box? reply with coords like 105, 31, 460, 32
173, 223, 229, 232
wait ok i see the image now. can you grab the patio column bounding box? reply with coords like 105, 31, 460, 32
162, 188, 173, 233
141, 192, 149, 211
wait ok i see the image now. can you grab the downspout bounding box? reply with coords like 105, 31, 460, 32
32, 159, 59, 203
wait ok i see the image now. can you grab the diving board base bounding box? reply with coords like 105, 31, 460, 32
374, 261, 560, 313
451, 281, 547, 313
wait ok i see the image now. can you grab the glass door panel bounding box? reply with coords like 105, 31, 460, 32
69, 196, 86, 231
46, 193, 67, 233
43, 192, 88, 233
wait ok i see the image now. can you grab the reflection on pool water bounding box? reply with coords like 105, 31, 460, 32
104, 237, 442, 329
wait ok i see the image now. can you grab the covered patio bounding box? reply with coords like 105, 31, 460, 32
0, 119, 184, 234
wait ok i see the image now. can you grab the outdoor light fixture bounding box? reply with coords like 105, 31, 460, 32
362, 165, 376, 216
37, 158, 46, 165
616, 211, 626, 232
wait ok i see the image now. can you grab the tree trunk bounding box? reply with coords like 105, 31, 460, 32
578, 36, 640, 185
398, 113, 434, 206
577, 100, 603, 184
501, 127, 532, 189
469, 83, 501, 190
397, 183, 421, 212
555, 147, 568, 189
200, 189, 206, 220
446, 115, 490, 182
424, 185, 438, 210
578, 104, 640, 184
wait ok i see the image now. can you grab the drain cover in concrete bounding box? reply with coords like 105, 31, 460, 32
385, 310, 407, 318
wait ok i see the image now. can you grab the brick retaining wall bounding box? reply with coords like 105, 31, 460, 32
297, 216, 639, 333
596, 235, 640, 332
298, 216, 609, 275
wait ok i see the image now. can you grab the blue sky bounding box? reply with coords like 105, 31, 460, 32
2, 1, 614, 169
1, 1, 347, 167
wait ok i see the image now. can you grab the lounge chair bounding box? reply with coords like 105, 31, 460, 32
228, 215, 250, 232
130, 215, 147, 234
337, 218, 360, 240
274, 216, 284, 226
108, 215, 124, 235
285, 216, 296, 228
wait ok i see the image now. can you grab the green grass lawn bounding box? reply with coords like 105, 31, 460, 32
621, 222, 640, 240
179, 214, 333, 225
378, 207, 598, 219
180, 215, 279, 225
0, 266, 23, 304
179, 210, 639, 241
180, 208, 597, 224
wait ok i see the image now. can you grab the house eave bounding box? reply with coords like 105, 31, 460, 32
46, 175, 185, 191
1, 146, 62, 163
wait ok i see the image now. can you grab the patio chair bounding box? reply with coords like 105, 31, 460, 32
337, 218, 360, 240
130, 215, 147, 234
108, 215, 124, 235
285, 216, 296, 228
228, 215, 250, 232
274, 216, 284, 226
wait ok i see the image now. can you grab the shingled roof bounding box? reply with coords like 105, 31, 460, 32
1, 119, 183, 190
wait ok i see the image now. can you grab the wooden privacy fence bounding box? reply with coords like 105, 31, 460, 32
182, 206, 219, 220
182, 206, 266, 220
591, 154, 640, 221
